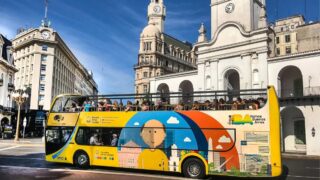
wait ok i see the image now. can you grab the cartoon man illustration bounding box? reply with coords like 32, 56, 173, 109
138, 119, 169, 171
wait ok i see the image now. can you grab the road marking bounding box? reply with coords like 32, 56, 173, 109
0, 143, 43, 147
0, 145, 20, 152
288, 175, 320, 179
0, 156, 43, 161
306, 167, 320, 170
0, 165, 185, 180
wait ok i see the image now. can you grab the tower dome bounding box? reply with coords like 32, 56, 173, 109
141, 23, 161, 37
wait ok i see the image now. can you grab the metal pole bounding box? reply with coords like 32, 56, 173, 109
14, 103, 21, 142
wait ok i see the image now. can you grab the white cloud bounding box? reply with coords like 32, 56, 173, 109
167, 116, 180, 124
134, 122, 139, 126
216, 145, 223, 150
184, 137, 192, 143
218, 135, 231, 143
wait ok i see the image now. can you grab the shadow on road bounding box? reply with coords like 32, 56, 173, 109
0, 152, 290, 180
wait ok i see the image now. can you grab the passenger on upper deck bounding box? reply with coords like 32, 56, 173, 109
112, 100, 119, 111
125, 101, 133, 112
83, 101, 91, 112
191, 101, 200, 110
141, 101, 150, 111
174, 101, 184, 111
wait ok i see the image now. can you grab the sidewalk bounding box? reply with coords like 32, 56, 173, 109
282, 152, 320, 160
0, 137, 44, 146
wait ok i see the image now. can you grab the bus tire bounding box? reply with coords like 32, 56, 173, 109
74, 151, 90, 168
182, 157, 206, 179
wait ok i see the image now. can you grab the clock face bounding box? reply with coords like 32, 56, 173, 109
153, 5, 161, 13
225, 3, 235, 13
41, 31, 50, 40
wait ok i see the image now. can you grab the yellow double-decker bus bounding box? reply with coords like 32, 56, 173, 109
45, 86, 281, 179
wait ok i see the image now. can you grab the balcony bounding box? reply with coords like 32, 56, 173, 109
134, 62, 161, 69
8, 83, 15, 91
279, 87, 320, 98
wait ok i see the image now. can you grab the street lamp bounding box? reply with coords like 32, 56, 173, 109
12, 89, 29, 142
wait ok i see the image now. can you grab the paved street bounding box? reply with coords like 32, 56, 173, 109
0, 140, 319, 180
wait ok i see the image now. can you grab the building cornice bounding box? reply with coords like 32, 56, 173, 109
196, 37, 269, 55
153, 70, 198, 80
0, 58, 18, 72
195, 22, 269, 49
268, 49, 320, 62
197, 46, 268, 64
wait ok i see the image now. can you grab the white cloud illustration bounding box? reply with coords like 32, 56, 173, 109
134, 122, 140, 126
218, 135, 231, 143
216, 145, 223, 150
184, 137, 192, 143
167, 116, 180, 124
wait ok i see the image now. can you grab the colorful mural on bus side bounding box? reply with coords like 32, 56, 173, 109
114, 111, 270, 176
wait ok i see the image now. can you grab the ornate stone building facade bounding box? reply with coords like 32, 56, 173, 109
134, 0, 197, 94
12, 22, 98, 111
146, 0, 320, 156
0, 34, 18, 125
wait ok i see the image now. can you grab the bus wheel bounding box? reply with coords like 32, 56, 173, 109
74, 151, 89, 168
182, 157, 206, 179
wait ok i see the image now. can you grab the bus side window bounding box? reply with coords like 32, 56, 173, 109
75, 127, 122, 147
101, 128, 122, 147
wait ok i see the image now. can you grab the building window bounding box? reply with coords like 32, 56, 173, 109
41, 64, 46, 71
42, 45, 48, 51
286, 46, 291, 54
8, 75, 12, 83
143, 42, 152, 51
205, 76, 211, 90
41, 55, 47, 61
285, 35, 291, 43
31, 64, 33, 71
143, 72, 148, 78
39, 95, 44, 101
253, 69, 259, 83
276, 48, 280, 55
40, 84, 45, 92
40, 75, 45, 81
143, 85, 148, 93
276, 37, 280, 44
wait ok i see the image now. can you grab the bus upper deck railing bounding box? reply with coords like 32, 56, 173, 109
51, 89, 268, 113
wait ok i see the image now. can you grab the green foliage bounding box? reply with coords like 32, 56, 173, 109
208, 163, 215, 172
226, 166, 251, 177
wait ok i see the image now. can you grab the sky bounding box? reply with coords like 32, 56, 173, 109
0, 0, 319, 94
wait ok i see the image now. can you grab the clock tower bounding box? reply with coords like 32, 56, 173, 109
147, 0, 166, 32
210, 0, 266, 38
